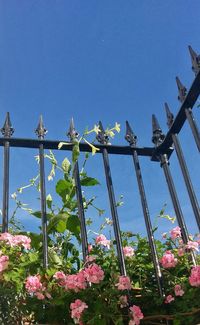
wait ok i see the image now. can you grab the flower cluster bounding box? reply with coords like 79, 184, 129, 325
189, 265, 200, 287
70, 299, 88, 324
160, 250, 178, 268
116, 275, 132, 290
95, 234, 110, 249
25, 275, 51, 300
129, 305, 144, 325
0, 232, 31, 249
53, 263, 104, 293
0, 253, 9, 272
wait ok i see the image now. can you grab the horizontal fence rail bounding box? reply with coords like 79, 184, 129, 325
1, 46, 200, 319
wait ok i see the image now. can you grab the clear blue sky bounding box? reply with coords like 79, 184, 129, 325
0, 1, 200, 238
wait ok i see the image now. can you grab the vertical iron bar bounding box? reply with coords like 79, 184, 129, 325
152, 114, 196, 266
185, 108, 200, 152
67, 118, 88, 262
172, 133, 200, 231
97, 122, 126, 276
160, 154, 196, 266
133, 150, 164, 296
165, 104, 200, 231
73, 161, 88, 262
125, 121, 164, 297
102, 148, 127, 276
2, 142, 10, 233
35, 116, 48, 268
1, 113, 14, 233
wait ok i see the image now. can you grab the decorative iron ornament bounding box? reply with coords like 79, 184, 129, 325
188, 45, 200, 76
67, 117, 79, 141
96, 121, 109, 145
35, 115, 47, 139
176, 76, 187, 103
125, 121, 137, 147
152, 114, 165, 147
165, 103, 174, 129
1, 112, 14, 138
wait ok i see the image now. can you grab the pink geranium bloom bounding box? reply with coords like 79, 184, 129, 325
165, 295, 175, 304
178, 247, 185, 256
160, 251, 177, 268
64, 272, 87, 292
123, 246, 134, 257
95, 234, 110, 249
189, 265, 200, 287
129, 305, 144, 325
25, 275, 43, 293
83, 263, 104, 284
174, 284, 184, 296
0, 255, 9, 272
70, 299, 88, 323
186, 241, 199, 252
116, 276, 132, 290
170, 226, 181, 240
0, 232, 31, 249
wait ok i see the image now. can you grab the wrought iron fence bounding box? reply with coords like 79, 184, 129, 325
1, 45, 200, 303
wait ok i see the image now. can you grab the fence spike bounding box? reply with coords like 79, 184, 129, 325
96, 121, 109, 144
67, 117, 79, 140
125, 120, 137, 147
152, 114, 165, 146
176, 76, 187, 103
188, 45, 200, 76
165, 103, 174, 129
35, 115, 47, 139
1, 112, 14, 138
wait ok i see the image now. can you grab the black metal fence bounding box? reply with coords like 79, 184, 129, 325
1, 45, 200, 301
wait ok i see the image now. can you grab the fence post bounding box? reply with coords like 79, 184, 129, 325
67, 118, 88, 262
1, 112, 14, 233
125, 120, 165, 298
35, 115, 48, 268
97, 121, 127, 276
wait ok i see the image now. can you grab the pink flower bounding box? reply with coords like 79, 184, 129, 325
64, 272, 87, 292
12, 235, 31, 249
0, 255, 9, 272
160, 251, 178, 268
25, 275, 43, 293
186, 241, 199, 252
83, 263, 104, 284
119, 295, 128, 308
189, 265, 200, 287
95, 234, 110, 249
129, 305, 144, 325
88, 244, 93, 253
174, 284, 184, 296
70, 299, 88, 323
170, 226, 181, 240
116, 276, 132, 290
123, 246, 134, 257
178, 247, 185, 256
85, 255, 96, 263
165, 295, 174, 304
35, 292, 45, 300
0, 232, 31, 249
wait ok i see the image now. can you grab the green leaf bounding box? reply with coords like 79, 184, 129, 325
56, 179, 73, 202
72, 142, 80, 164
80, 177, 100, 186
31, 211, 53, 219
48, 214, 68, 234
66, 215, 81, 240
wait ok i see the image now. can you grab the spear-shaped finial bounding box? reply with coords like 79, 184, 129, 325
165, 103, 174, 129
188, 45, 200, 76
96, 121, 109, 145
176, 76, 187, 103
1, 112, 14, 138
35, 115, 47, 139
67, 117, 79, 141
125, 121, 137, 147
152, 114, 165, 146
